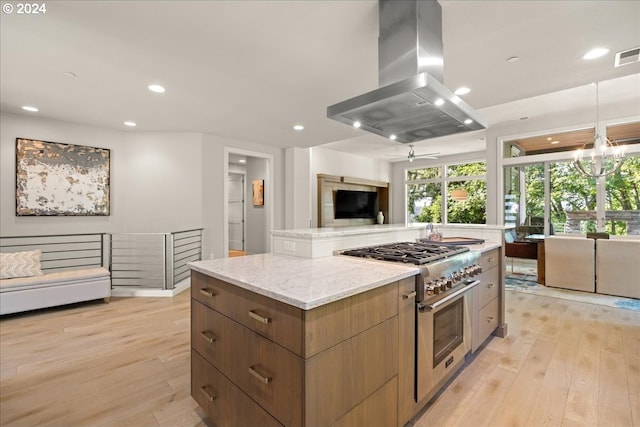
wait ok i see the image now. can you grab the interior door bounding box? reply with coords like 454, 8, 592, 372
228, 173, 245, 251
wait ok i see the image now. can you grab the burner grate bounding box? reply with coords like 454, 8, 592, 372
342, 242, 469, 265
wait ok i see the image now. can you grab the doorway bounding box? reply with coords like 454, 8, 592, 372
224, 148, 274, 258
228, 172, 245, 255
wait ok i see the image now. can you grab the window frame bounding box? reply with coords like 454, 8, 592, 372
405, 160, 487, 225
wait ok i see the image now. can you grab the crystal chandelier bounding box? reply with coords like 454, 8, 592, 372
573, 82, 626, 178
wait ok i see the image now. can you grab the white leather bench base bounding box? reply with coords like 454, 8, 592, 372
0, 267, 111, 315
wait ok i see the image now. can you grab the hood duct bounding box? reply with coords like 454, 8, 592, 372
327, 0, 486, 144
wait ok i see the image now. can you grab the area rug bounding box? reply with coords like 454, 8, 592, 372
505, 274, 640, 312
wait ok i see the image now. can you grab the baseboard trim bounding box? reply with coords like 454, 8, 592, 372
111, 278, 190, 298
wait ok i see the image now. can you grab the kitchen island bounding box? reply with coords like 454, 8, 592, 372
189, 242, 504, 427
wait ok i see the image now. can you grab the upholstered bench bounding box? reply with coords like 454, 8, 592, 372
0, 249, 111, 315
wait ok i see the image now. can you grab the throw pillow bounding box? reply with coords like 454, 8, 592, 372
0, 250, 44, 279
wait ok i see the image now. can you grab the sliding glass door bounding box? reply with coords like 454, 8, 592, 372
548, 161, 597, 233
503, 163, 546, 238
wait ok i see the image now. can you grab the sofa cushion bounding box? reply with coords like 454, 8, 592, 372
0, 267, 110, 291
0, 250, 44, 279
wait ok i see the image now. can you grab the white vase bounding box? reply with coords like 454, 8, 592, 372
377, 211, 384, 224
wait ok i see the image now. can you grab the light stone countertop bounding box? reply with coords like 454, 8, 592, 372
189, 253, 420, 310
189, 243, 500, 310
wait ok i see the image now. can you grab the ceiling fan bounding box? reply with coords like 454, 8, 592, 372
386, 145, 439, 162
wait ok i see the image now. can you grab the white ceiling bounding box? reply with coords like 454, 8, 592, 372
1, 1, 639, 161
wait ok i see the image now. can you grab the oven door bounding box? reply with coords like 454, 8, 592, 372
415, 280, 479, 403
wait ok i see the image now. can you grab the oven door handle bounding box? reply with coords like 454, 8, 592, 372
418, 279, 481, 312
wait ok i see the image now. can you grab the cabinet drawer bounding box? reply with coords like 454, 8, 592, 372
192, 298, 304, 426
479, 249, 499, 272
231, 320, 304, 427
191, 350, 283, 427
477, 297, 499, 346
476, 267, 499, 309
192, 300, 227, 369
191, 270, 303, 356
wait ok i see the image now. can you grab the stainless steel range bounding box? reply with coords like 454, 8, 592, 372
342, 241, 482, 403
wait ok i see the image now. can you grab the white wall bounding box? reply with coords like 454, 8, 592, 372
119, 132, 203, 232
0, 114, 203, 237
245, 157, 268, 254
285, 147, 312, 229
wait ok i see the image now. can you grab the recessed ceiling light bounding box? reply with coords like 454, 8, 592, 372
238, 159, 247, 164
454, 87, 470, 95
583, 47, 609, 60
148, 84, 166, 93
63, 71, 77, 77
389, 134, 397, 140
22, 106, 38, 112
464, 118, 473, 125
293, 124, 304, 131
434, 98, 445, 106
506, 56, 520, 63
124, 121, 137, 127
353, 121, 362, 128
551, 140, 560, 145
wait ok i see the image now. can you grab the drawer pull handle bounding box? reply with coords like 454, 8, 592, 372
249, 366, 271, 384
200, 288, 216, 298
403, 291, 417, 299
200, 330, 217, 344
200, 385, 216, 402
487, 283, 495, 288
487, 316, 494, 322
488, 257, 495, 262
249, 310, 271, 324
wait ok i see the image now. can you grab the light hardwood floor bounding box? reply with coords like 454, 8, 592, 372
1, 290, 638, 427
228, 250, 247, 258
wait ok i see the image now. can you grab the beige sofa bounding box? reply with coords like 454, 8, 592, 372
596, 238, 640, 299
545, 235, 595, 292
545, 234, 640, 298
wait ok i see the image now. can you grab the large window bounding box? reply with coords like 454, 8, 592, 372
407, 161, 486, 225
502, 121, 640, 236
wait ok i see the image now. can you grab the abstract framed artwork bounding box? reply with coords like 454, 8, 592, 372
252, 179, 264, 206
15, 138, 111, 216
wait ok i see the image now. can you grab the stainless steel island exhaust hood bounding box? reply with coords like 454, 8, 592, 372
327, 0, 486, 144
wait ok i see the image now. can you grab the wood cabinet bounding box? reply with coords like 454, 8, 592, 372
397, 276, 418, 427
191, 270, 405, 427
472, 248, 501, 352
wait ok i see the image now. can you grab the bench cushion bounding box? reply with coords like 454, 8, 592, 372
0, 267, 110, 292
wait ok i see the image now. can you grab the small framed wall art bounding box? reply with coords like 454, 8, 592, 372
15, 138, 111, 216
252, 179, 264, 206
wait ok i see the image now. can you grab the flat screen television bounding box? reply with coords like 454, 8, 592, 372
334, 189, 378, 219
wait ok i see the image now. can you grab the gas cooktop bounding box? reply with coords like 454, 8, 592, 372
341, 242, 470, 265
